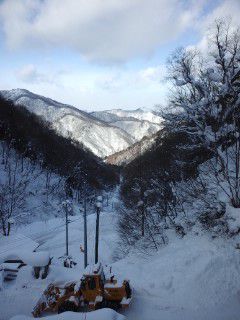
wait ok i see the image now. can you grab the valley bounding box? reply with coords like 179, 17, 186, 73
1, 89, 162, 159
0, 9, 240, 320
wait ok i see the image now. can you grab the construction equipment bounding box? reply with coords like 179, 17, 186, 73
32, 262, 132, 317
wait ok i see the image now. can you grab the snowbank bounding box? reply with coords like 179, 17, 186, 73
114, 232, 240, 320
10, 309, 125, 320
2, 210, 240, 320
20, 251, 50, 267
0, 234, 39, 264
0, 250, 50, 267
226, 204, 240, 234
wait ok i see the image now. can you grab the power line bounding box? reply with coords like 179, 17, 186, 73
32, 216, 83, 240
0, 216, 83, 256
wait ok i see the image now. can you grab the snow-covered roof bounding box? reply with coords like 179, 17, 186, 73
0, 234, 39, 264
84, 262, 103, 276
18, 251, 50, 267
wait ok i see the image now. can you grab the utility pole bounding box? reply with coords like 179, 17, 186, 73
65, 206, 69, 256
139, 139, 145, 237
95, 207, 100, 264
95, 196, 102, 264
62, 200, 71, 256
83, 195, 88, 268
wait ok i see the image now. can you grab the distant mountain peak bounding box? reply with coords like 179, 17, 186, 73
0, 89, 135, 158
1, 89, 163, 159
91, 108, 163, 142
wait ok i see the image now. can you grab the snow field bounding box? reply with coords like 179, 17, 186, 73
1, 210, 240, 320
119, 233, 240, 320
11, 308, 125, 320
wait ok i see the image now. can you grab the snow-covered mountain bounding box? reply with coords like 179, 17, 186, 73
0, 89, 134, 158
91, 108, 163, 140
1, 89, 162, 158
106, 133, 158, 166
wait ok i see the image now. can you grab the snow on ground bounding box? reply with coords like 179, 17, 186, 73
11, 308, 125, 320
1, 204, 240, 320
0, 235, 39, 264
119, 232, 240, 320
0, 209, 119, 320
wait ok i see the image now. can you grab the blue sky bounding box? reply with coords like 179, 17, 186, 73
0, 0, 239, 111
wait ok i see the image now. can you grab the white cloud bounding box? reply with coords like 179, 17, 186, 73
0, 0, 205, 63
201, 0, 240, 30
94, 65, 166, 93
16, 64, 44, 83
187, 0, 240, 53
1, 0, 239, 110
15, 64, 64, 85
138, 66, 166, 83
11, 64, 168, 110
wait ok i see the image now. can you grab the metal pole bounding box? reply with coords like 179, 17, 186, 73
139, 139, 145, 237
95, 207, 100, 264
141, 204, 145, 237
65, 206, 69, 256
83, 195, 88, 268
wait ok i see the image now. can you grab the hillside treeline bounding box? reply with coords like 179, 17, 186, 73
0, 96, 118, 193
119, 21, 240, 253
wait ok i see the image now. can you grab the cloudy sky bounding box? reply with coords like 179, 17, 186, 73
0, 0, 239, 111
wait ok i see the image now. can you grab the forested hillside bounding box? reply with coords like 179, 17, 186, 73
119, 21, 240, 252
0, 96, 118, 235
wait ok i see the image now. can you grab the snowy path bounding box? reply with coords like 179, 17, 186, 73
1, 208, 240, 320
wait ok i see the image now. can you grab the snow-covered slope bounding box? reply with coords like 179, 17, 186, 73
91, 109, 163, 140
105, 108, 163, 124
0, 89, 134, 158
11, 309, 125, 320
0, 141, 66, 226
2, 206, 240, 320
106, 133, 157, 166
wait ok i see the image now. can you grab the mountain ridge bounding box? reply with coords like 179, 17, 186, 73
91, 109, 163, 141
1, 88, 162, 159
0, 89, 135, 158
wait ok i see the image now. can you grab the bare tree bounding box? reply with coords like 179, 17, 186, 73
166, 20, 240, 208
0, 146, 34, 236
